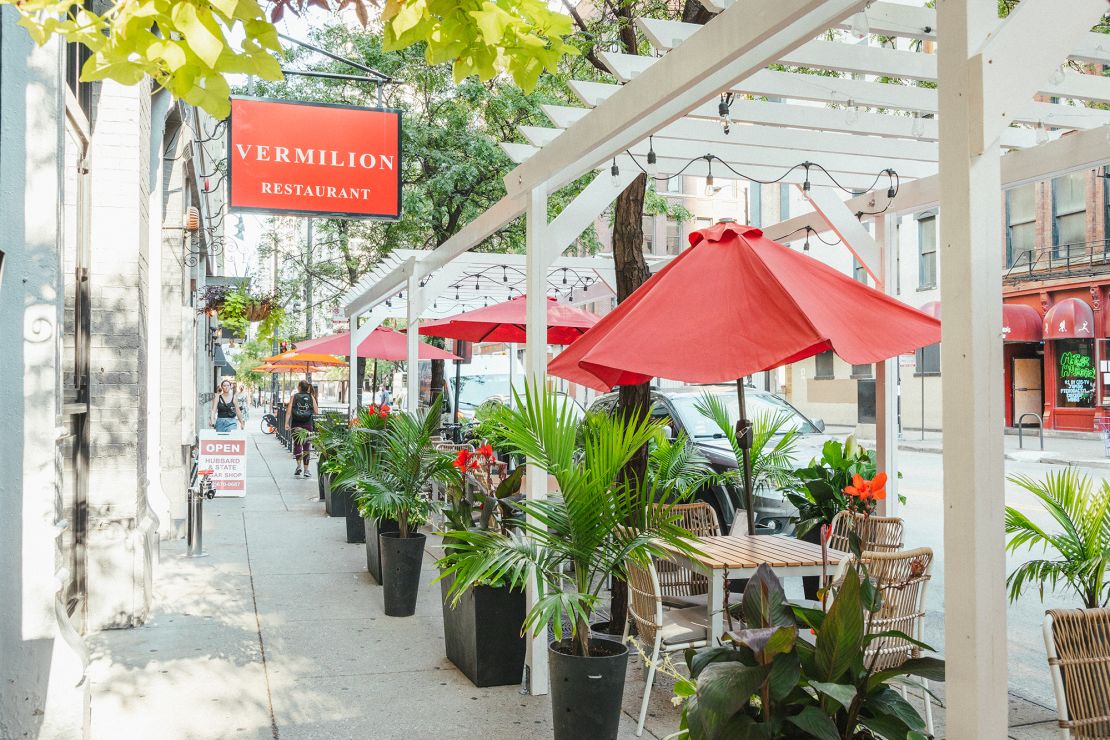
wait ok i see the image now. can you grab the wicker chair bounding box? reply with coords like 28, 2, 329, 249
1044, 608, 1110, 739
654, 502, 721, 607
624, 557, 709, 737
857, 547, 935, 734
827, 510, 904, 554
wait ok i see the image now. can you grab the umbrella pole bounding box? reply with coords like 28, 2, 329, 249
371, 360, 378, 406
735, 378, 756, 536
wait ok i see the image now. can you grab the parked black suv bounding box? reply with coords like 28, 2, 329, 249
587, 385, 828, 535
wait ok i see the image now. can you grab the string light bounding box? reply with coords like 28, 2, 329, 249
848, 7, 870, 40
718, 92, 734, 135
910, 112, 925, 140
704, 155, 717, 196
645, 136, 658, 177
610, 158, 621, 187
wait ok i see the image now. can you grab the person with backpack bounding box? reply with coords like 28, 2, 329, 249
285, 379, 318, 478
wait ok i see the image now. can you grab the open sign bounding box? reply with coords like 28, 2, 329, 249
198, 431, 248, 498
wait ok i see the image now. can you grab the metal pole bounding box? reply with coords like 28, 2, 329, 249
305, 218, 314, 383
453, 355, 463, 442
921, 366, 925, 441
735, 378, 756, 536
271, 231, 279, 410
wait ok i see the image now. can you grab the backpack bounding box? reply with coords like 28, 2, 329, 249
291, 393, 313, 423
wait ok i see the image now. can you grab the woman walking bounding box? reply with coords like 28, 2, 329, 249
285, 379, 318, 478
211, 379, 244, 433
236, 383, 251, 421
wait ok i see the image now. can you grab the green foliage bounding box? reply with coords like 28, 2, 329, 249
1005, 468, 1110, 609
215, 284, 282, 341
6, 0, 284, 117
647, 430, 720, 500
439, 383, 699, 657
787, 437, 876, 539
381, 0, 578, 91
353, 396, 454, 538
693, 393, 802, 495
676, 563, 942, 739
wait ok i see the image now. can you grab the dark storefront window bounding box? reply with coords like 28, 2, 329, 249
916, 343, 941, 376
814, 351, 835, 380
1055, 338, 1096, 409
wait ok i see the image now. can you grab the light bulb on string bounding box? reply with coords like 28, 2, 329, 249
845, 99, 859, 126
610, 158, 621, 188
718, 93, 733, 134
848, 8, 870, 40
910, 112, 925, 139
703, 156, 717, 197
645, 136, 659, 178
561, 269, 568, 285
1036, 121, 1050, 145
803, 227, 811, 252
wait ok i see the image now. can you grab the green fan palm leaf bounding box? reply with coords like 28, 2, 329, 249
1005, 468, 1110, 608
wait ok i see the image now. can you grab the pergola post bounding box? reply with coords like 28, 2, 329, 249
874, 213, 899, 514
524, 184, 550, 695
405, 272, 420, 411
937, 1, 1007, 735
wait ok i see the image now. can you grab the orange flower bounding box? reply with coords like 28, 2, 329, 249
453, 449, 471, 472
476, 443, 494, 458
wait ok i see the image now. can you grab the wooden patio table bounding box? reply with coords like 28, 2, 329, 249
658, 534, 849, 642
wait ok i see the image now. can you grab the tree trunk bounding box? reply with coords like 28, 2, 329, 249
355, 356, 367, 409
606, 173, 652, 635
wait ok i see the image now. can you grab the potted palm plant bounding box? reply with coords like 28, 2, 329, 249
438, 444, 527, 687
441, 384, 697, 740
1006, 468, 1110, 608
356, 397, 453, 616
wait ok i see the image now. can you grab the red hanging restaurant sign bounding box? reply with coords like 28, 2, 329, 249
228, 97, 402, 219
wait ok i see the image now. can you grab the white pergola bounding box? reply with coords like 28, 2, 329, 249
342, 1, 1110, 731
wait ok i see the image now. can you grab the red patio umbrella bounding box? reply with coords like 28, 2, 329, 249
548, 221, 940, 533
296, 327, 460, 361
417, 295, 600, 345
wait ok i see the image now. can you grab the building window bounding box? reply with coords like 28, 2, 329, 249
918, 214, 937, 289
1006, 183, 1036, 268
695, 217, 711, 234
851, 363, 873, 379
642, 214, 655, 254
666, 175, 682, 194
852, 257, 867, 284
1055, 338, 1096, 409
915, 343, 941, 376
666, 218, 682, 254
1053, 171, 1087, 259
814, 351, 835, 380
779, 185, 790, 220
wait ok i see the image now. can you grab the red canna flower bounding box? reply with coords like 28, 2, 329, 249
379, 410, 389, 419
476, 443, 494, 458
453, 449, 471, 472
380, 405, 391, 414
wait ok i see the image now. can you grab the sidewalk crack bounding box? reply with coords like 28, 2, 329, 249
244, 511, 280, 740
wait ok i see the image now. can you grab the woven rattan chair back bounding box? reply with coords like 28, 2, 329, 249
626, 557, 664, 647
654, 502, 721, 599
856, 547, 932, 672
828, 511, 904, 555
1045, 607, 1110, 739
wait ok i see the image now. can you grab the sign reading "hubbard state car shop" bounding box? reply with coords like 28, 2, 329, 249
228, 97, 402, 219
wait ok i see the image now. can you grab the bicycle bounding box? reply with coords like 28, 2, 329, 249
261, 413, 278, 435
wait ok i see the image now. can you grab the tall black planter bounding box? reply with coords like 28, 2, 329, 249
548, 638, 629, 740
799, 524, 823, 600
363, 517, 399, 584
345, 508, 365, 544
380, 531, 426, 617
325, 481, 351, 518
316, 460, 328, 502
440, 574, 526, 687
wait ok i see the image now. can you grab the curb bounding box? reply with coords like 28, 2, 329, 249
895, 442, 1110, 470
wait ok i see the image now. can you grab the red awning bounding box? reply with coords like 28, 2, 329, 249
1043, 298, 1095, 340
1002, 304, 1043, 342
919, 301, 1044, 342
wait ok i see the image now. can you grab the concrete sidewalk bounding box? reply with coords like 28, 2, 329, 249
87, 428, 1059, 739
86, 429, 673, 739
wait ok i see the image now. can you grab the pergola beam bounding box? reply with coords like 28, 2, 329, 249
502, 0, 870, 198
766, 122, 1110, 239
801, 185, 882, 282
540, 101, 1038, 149
573, 69, 1110, 127
973, 0, 1110, 154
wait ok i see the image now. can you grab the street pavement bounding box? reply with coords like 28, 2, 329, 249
86, 427, 1102, 739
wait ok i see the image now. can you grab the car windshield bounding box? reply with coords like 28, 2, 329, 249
669, 391, 817, 438
450, 374, 514, 409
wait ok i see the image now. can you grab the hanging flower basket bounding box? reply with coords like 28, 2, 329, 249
244, 300, 274, 322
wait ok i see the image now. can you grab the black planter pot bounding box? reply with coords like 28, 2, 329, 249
325, 480, 351, 518
316, 461, 328, 502
548, 638, 629, 740
440, 574, 526, 687
799, 524, 823, 600
380, 531, 426, 617
364, 517, 400, 584
589, 621, 625, 643
345, 508, 365, 544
